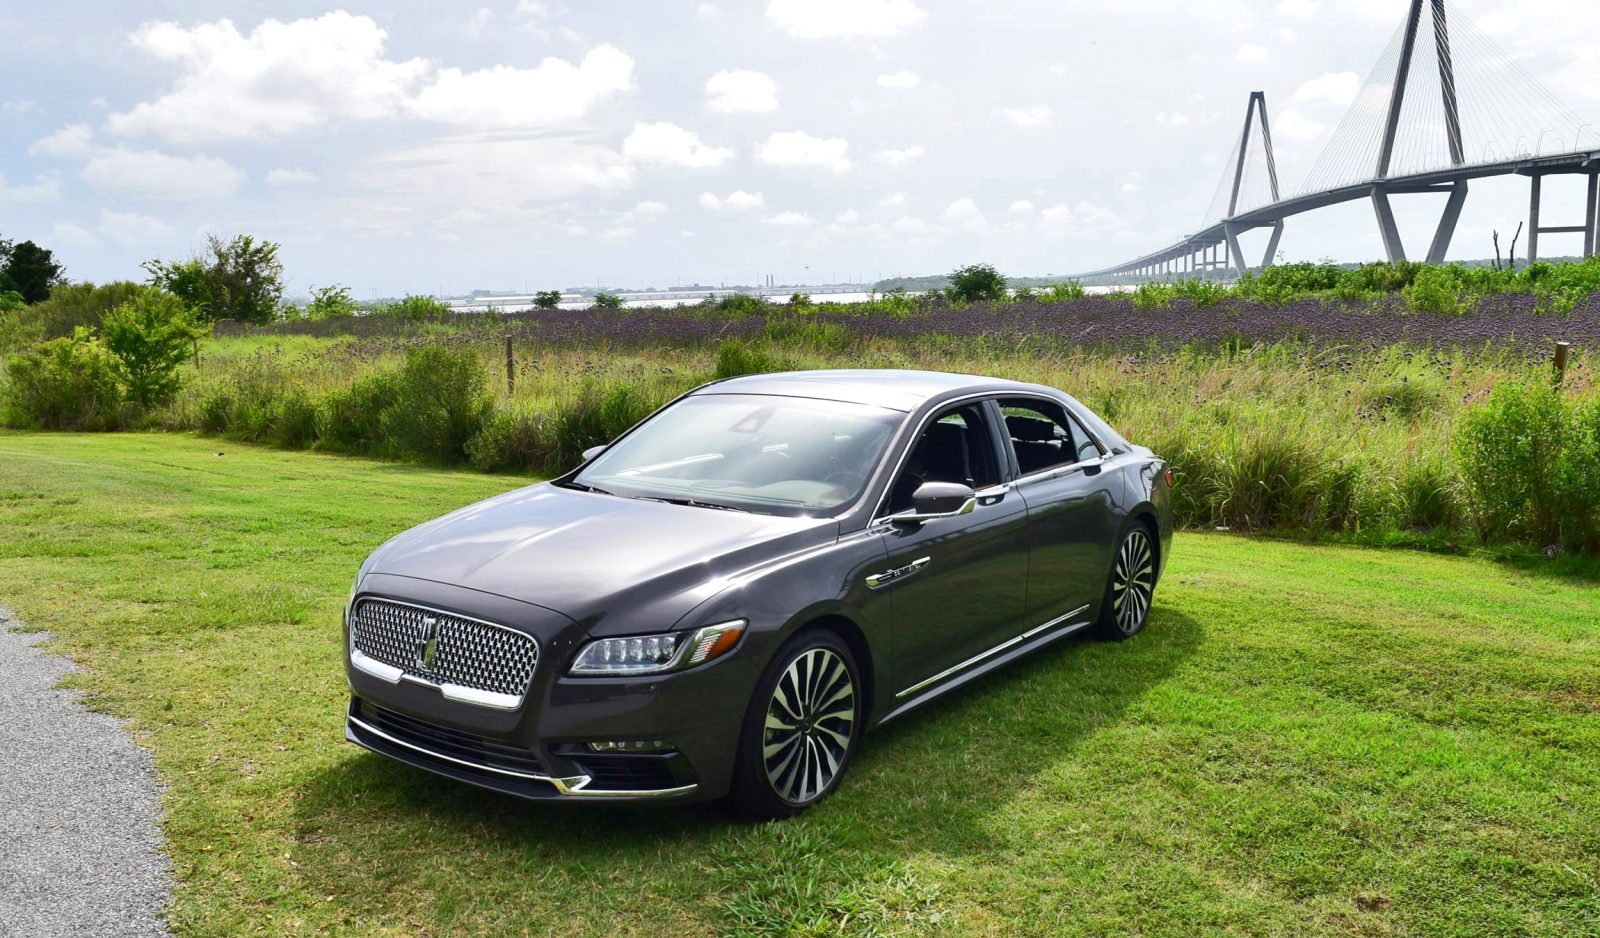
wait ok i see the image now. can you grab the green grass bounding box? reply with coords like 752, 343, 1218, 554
0, 430, 1596, 936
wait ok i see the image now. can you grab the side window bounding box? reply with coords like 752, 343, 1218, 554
998, 399, 1102, 476
885, 404, 1001, 514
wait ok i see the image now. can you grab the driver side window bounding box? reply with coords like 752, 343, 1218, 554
886, 404, 1000, 514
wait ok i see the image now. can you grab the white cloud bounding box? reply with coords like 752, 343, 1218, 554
1275, 108, 1328, 142
872, 144, 924, 165
1236, 44, 1269, 65
30, 123, 95, 158
265, 167, 317, 187
97, 209, 175, 245
597, 225, 636, 241
1293, 71, 1361, 108
81, 148, 245, 199
623, 122, 735, 169
940, 197, 988, 233
108, 13, 428, 142
1275, 0, 1319, 18
877, 191, 907, 207
755, 130, 851, 171
409, 46, 634, 128
699, 190, 765, 211
704, 69, 778, 114
697, 3, 721, 18
106, 14, 633, 141
1000, 105, 1051, 128
762, 211, 813, 226
1155, 109, 1220, 129
0, 172, 61, 203
1038, 201, 1118, 238
631, 200, 668, 215
877, 70, 919, 89
51, 221, 98, 247
766, 0, 925, 39
1008, 200, 1035, 214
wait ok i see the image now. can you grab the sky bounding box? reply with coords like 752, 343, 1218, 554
2, 0, 1598, 297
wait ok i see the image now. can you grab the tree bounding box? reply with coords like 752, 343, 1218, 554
947, 263, 1007, 303
100, 291, 205, 409
1, 240, 66, 304
533, 290, 562, 309
144, 233, 284, 324
593, 292, 624, 309
304, 284, 358, 320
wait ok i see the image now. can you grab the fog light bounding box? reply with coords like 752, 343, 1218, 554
587, 740, 673, 752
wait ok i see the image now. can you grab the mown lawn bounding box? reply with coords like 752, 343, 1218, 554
0, 430, 1596, 937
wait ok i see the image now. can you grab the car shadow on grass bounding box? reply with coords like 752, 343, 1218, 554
289, 607, 1201, 933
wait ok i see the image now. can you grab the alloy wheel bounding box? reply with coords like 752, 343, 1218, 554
1111, 528, 1155, 634
762, 647, 856, 805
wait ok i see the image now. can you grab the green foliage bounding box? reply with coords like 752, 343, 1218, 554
1044, 281, 1088, 302
16, 281, 147, 339
369, 295, 450, 320
1454, 382, 1599, 549
379, 346, 491, 462
593, 292, 624, 309
100, 291, 205, 408
145, 233, 285, 324
946, 263, 1007, 303
196, 355, 301, 442
547, 382, 658, 471
715, 340, 786, 378
304, 285, 358, 320
0, 240, 65, 303
788, 292, 813, 308
1401, 265, 1469, 315
714, 293, 768, 316
532, 290, 562, 310
466, 408, 547, 473
0, 290, 22, 312
1, 328, 124, 430
1011, 285, 1036, 302
317, 372, 400, 453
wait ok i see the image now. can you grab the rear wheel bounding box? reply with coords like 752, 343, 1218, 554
728, 630, 861, 819
1094, 524, 1156, 639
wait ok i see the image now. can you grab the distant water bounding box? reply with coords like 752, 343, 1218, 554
444, 285, 1128, 314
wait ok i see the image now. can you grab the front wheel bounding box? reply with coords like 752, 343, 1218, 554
728, 630, 862, 819
1094, 524, 1156, 639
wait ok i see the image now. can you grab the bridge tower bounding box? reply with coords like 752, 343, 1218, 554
1222, 91, 1285, 275
1370, 0, 1468, 264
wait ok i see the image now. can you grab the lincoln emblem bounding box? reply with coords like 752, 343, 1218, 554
417, 615, 439, 668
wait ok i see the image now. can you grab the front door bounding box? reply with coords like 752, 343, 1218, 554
873, 402, 1029, 697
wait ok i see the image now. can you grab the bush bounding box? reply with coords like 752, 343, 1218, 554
18, 281, 147, 339
548, 382, 659, 472
467, 408, 548, 473
1, 329, 124, 430
715, 340, 787, 378
370, 295, 450, 320
533, 290, 562, 310
100, 291, 204, 408
946, 264, 1006, 303
145, 233, 284, 324
1453, 382, 1588, 549
593, 292, 624, 309
1044, 281, 1087, 303
1402, 266, 1468, 315
196, 355, 295, 441
304, 285, 359, 320
317, 371, 400, 454
379, 346, 491, 462
788, 292, 813, 308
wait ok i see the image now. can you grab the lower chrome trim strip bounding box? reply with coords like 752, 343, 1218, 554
346, 713, 700, 799
349, 648, 525, 711
894, 603, 1092, 699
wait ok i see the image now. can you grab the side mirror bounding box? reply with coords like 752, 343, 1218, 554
895, 481, 976, 524
581, 444, 607, 462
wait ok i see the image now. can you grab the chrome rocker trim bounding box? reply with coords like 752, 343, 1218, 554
895, 603, 1092, 699
345, 713, 700, 799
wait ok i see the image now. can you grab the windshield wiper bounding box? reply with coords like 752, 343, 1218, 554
561, 480, 623, 498
643, 496, 751, 513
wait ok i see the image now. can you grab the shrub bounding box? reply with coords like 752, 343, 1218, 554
1454, 382, 1567, 548
548, 382, 659, 472
533, 290, 562, 310
18, 281, 147, 339
715, 340, 786, 379
100, 291, 205, 408
593, 292, 624, 309
1012, 285, 1036, 302
145, 233, 284, 324
788, 292, 813, 308
946, 264, 1006, 303
1402, 265, 1468, 315
317, 371, 400, 454
305, 285, 358, 320
714, 293, 767, 316
370, 295, 450, 320
0, 290, 24, 312
379, 346, 491, 462
1044, 281, 1087, 302
1, 329, 124, 430
467, 408, 548, 473
196, 355, 295, 441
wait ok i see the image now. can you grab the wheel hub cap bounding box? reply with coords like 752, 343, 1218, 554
762, 647, 856, 805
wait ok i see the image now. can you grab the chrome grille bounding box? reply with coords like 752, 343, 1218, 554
350, 599, 538, 700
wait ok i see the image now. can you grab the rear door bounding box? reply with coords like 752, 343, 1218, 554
873, 401, 1030, 697
998, 397, 1122, 625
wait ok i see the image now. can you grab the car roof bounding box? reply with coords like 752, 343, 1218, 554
693, 369, 1049, 412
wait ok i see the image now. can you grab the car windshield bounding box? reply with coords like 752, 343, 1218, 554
571, 393, 904, 516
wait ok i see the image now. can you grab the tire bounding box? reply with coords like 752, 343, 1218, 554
1093, 522, 1157, 640
728, 629, 863, 819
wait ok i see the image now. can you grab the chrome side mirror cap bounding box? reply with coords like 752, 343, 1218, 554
894, 482, 977, 524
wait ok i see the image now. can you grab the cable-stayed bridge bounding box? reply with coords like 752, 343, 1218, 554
1079, 0, 1600, 281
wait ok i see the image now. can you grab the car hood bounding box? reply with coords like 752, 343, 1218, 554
364, 482, 836, 633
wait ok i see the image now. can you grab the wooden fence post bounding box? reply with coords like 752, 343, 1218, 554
505, 334, 516, 395
1554, 341, 1570, 386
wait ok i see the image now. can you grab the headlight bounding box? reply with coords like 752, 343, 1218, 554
568, 620, 746, 676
